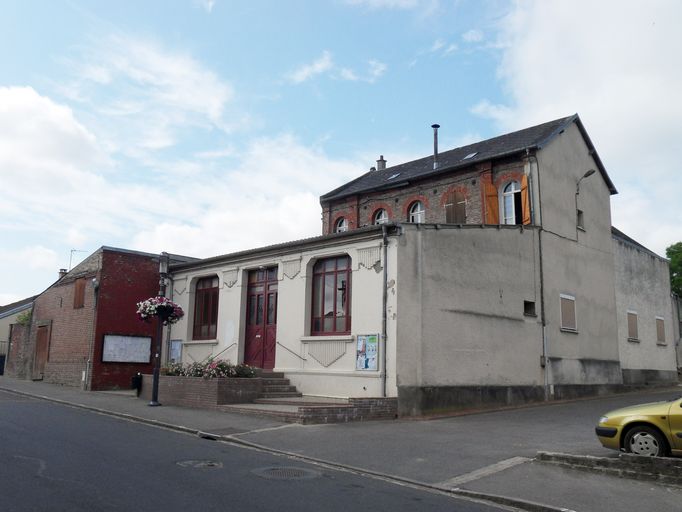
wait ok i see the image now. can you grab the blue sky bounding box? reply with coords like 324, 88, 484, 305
1, 0, 681, 303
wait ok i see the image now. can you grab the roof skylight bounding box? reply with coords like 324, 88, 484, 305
387, 172, 401, 180
462, 152, 478, 160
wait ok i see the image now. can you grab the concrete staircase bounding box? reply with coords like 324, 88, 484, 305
219, 371, 397, 424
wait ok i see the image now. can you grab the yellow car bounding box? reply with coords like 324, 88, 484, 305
596, 396, 682, 457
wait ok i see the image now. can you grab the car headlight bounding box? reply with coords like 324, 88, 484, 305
598, 416, 609, 424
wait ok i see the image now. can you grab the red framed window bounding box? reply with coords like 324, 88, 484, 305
311, 256, 351, 335
193, 276, 219, 340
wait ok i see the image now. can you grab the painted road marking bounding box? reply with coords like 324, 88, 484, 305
436, 457, 531, 488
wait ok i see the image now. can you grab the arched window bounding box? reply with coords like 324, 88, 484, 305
334, 217, 348, 233
501, 181, 522, 225
193, 276, 219, 340
311, 256, 351, 335
373, 208, 388, 225
444, 191, 466, 224
408, 201, 425, 223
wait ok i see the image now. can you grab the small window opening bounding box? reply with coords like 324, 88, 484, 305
560, 294, 577, 332
408, 201, 425, 223
501, 181, 523, 225
373, 209, 388, 225
445, 191, 466, 224
627, 311, 638, 340
462, 152, 478, 160
523, 301, 536, 317
334, 217, 348, 233
577, 209, 585, 230
656, 317, 666, 343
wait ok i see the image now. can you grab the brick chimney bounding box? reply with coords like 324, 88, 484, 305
376, 155, 386, 171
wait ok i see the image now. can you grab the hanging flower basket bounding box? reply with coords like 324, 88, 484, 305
136, 296, 184, 325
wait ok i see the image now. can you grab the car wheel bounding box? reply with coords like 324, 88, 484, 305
623, 426, 667, 457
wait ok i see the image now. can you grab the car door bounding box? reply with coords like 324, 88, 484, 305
668, 398, 682, 451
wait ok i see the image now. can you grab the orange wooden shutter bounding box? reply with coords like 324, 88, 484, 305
521, 174, 531, 225
484, 179, 499, 224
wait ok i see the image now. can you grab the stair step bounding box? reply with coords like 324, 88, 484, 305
256, 371, 285, 379
258, 392, 303, 399
261, 385, 298, 393
261, 378, 291, 386
254, 398, 352, 407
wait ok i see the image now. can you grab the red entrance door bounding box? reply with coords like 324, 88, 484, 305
244, 267, 278, 369
33, 325, 50, 380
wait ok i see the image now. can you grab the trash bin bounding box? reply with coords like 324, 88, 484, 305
131, 372, 142, 396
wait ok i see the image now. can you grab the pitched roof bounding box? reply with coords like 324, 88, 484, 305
321, 114, 616, 202
0, 295, 37, 319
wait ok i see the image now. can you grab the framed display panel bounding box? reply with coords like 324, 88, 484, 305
102, 335, 152, 363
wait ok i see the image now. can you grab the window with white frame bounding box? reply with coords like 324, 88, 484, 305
656, 316, 666, 343
334, 217, 348, 233
560, 294, 577, 331
373, 208, 389, 225
627, 311, 638, 340
408, 201, 425, 223
500, 181, 522, 225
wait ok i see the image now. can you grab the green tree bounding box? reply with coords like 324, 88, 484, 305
667, 242, 682, 296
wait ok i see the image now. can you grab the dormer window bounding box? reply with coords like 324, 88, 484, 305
334, 217, 348, 233
373, 209, 388, 225
408, 201, 425, 223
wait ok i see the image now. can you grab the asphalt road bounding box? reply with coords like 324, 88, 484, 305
233, 387, 682, 484
0, 391, 506, 512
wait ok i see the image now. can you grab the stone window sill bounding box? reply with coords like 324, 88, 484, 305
627, 337, 640, 343
560, 328, 579, 334
183, 339, 219, 346
300, 335, 355, 343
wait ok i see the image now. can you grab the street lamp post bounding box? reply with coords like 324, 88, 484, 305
149, 252, 170, 407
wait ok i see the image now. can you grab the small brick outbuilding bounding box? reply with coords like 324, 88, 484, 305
5, 247, 194, 390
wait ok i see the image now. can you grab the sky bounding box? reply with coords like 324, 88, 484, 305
1, 0, 681, 304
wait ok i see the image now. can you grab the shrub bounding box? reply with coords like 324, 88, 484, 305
165, 358, 256, 379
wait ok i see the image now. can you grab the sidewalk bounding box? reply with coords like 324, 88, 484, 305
2, 376, 681, 512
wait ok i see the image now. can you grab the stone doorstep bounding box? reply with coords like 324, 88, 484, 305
536, 451, 682, 487
220, 397, 396, 424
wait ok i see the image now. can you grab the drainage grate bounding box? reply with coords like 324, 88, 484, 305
176, 460, 223, 469
252, 466, 321, 481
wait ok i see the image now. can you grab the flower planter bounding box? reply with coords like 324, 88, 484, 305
139, 374, 263, 409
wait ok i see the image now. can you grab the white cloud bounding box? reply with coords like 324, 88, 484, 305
0, 86, 365, 300
131, 133, 361, 256
287, 51, 334, 84
63, 35, 235, 154
367, 60, 388, 82
193, 0, 216, 12
430, 39, 445, 52
288, 53, 386, 85
462, 29, 484, 43
473, 0, 682, 255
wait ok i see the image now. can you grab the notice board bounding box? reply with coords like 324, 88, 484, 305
102, 335, 152, 363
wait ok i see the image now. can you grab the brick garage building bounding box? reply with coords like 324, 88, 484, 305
6, 247, 193, 390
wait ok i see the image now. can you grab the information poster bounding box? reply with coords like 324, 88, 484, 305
355, 334, 378, 371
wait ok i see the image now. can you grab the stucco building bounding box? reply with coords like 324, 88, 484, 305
0, 296, 36, 374
167, 114, 677, 415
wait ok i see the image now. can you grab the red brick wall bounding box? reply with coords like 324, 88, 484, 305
90, 250, 160, 390
5, 324, 30, 379
33, 260, 100, 386
322, 158, 525, 234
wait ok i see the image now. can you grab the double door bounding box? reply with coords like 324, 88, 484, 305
244, 267, 278, 369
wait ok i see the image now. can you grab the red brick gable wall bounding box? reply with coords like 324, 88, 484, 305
90, 251, 160, 390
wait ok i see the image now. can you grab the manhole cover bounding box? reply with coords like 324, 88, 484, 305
252, 466, 321, 481
176, 460, 223, 468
